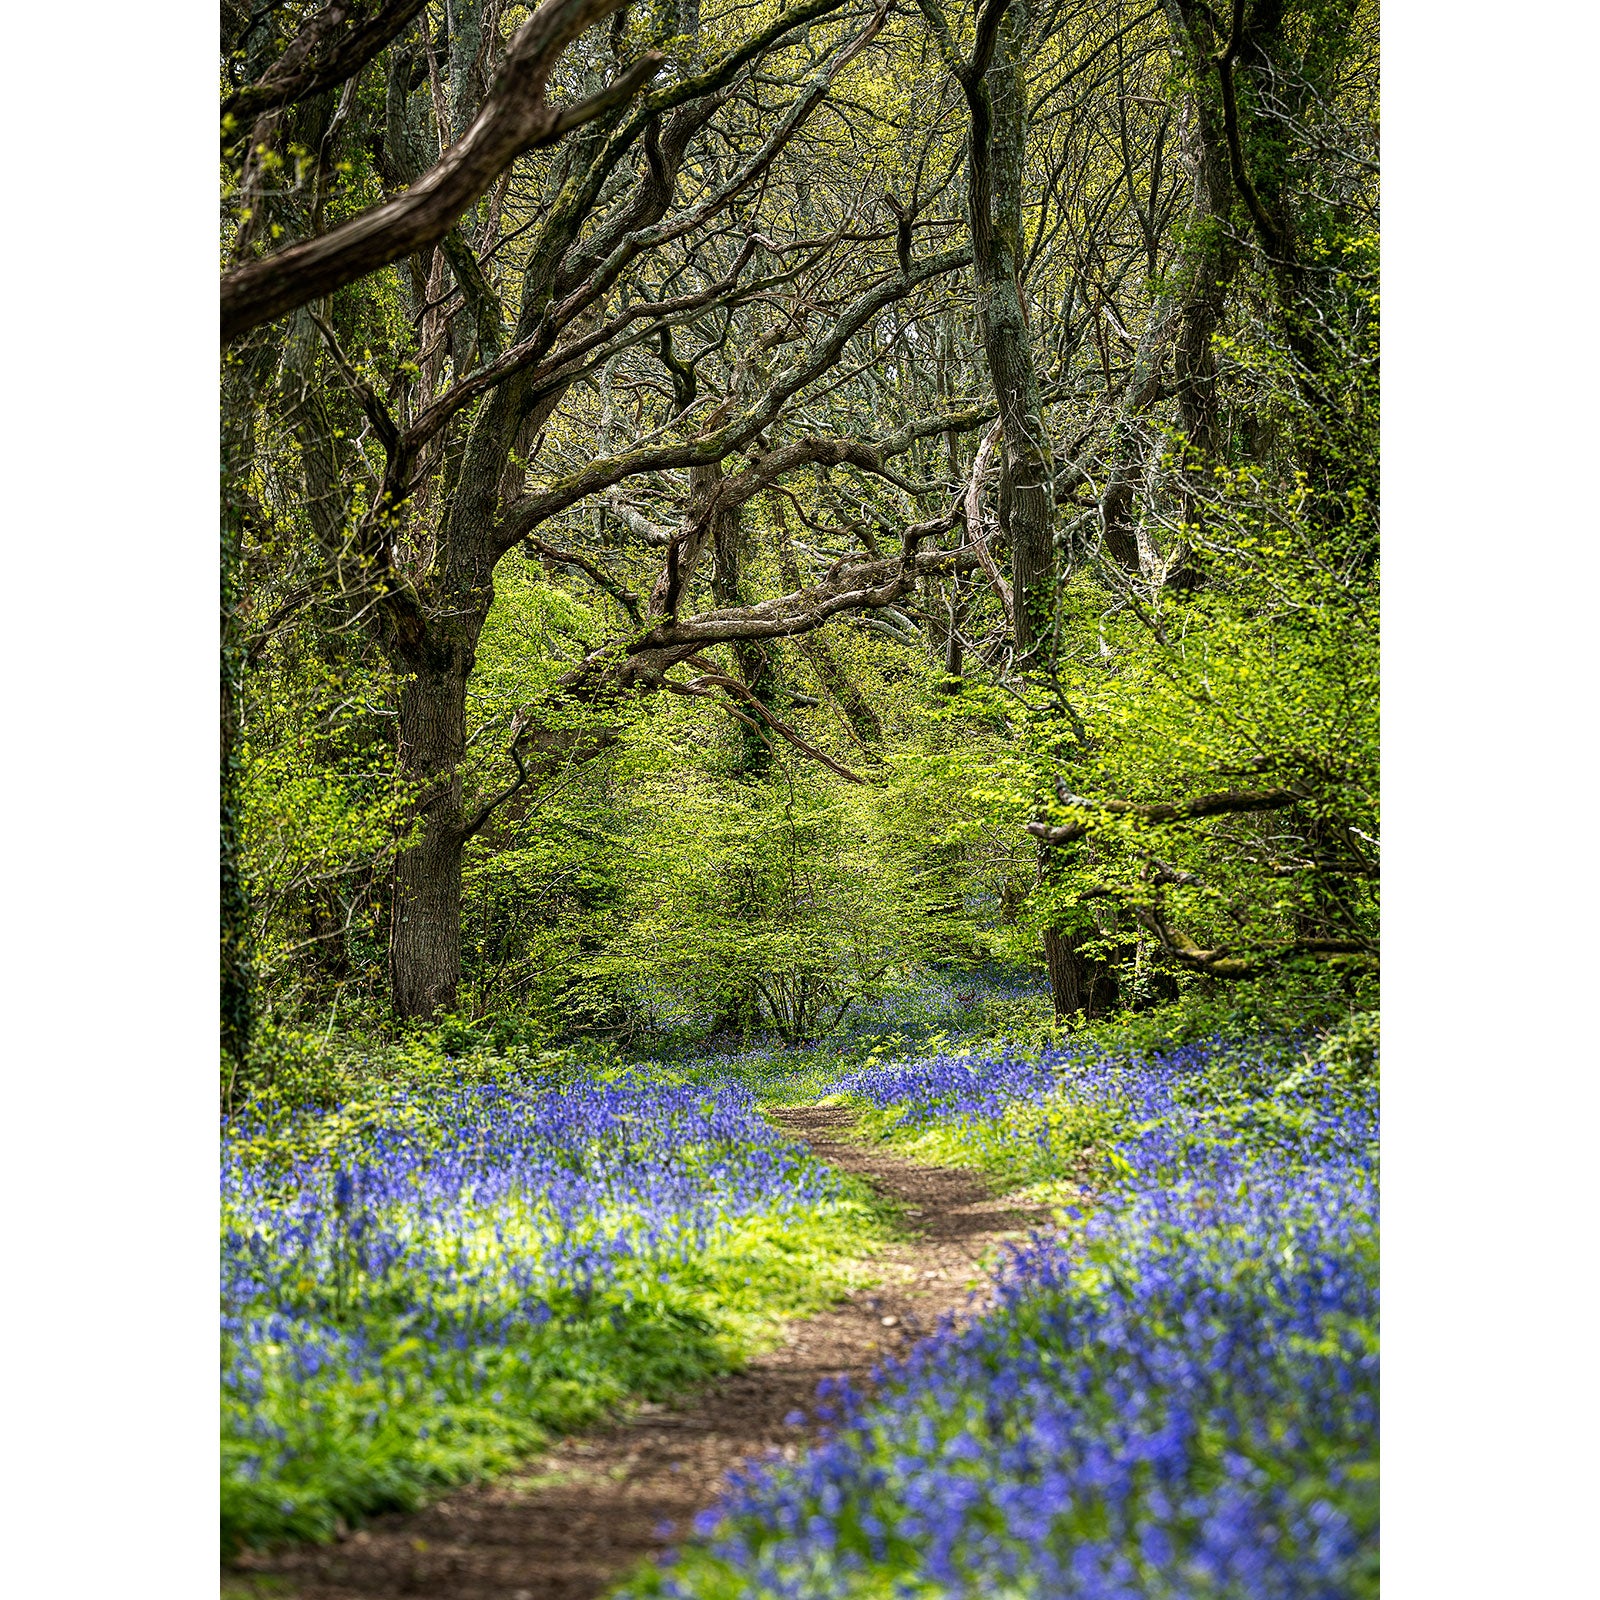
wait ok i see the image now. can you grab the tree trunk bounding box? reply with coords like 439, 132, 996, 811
1036, 830, 1118, 1022
1097, 81, 1240, 582
1043, 926, 1118, 1021
221, 354, 265, 1076
967, 2, 1057, 660
221, 485, 253, 1071
389, 651, 472, 1017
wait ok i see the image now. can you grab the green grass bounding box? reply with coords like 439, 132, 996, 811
837, 1091, 1125, 1194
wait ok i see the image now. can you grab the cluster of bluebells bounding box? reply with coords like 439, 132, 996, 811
830, 1039, 1072, 1126
650, 967, 1054, 1106
221, 1069, 844, 1545
638, 1038, 1378, 1598
832, 965, 1048, 1040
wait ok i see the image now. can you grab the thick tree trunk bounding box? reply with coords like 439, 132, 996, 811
1098, 84, 1240, 581
706, 472, 781, 774
221, 355, 266, 1076
221, 489, 253, 1070
1043, 926, 1118, 1021
374, 144, 573, 1019
389, 651, 472, 1017
1036, 832, 1118, 1022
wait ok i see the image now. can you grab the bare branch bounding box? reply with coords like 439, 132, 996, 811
671, 672, 870, 784
964, 417, 1013, 625
524, 538, 644, 624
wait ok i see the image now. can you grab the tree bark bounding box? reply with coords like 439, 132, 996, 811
221, 425, 254, 1071
223, 0, 431, 135
222, 0, 661, 341
1043, 925, 1117, 1021
962, 0, 1058, 659
388, 648, 474, 1017
1036, 822, 1117, 1021
1096, 68, 1240, 580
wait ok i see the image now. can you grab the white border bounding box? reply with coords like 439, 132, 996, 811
2, 1, 1596, 1593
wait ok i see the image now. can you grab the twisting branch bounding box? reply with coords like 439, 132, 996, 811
307, 310, 400, 454
524, 537, 644, 624
223, 0, 430, 138
1050, 853, 1376, 978
1158, 926, 1375, 979
669, 672, 870, 784
456, 711, 538, 844
222, 0, 664, 341
964, 417, 1012, 625
493, 245, 975, 552
1214, 0, 1285, 261
402, 234, 772, 456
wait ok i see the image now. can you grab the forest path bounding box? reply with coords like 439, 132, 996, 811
226, 1105, 1058, 1600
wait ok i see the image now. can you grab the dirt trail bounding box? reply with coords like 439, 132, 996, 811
227, 1106, 1058, 1600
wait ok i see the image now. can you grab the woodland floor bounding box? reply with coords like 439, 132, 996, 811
225, 1105, 1061, 1600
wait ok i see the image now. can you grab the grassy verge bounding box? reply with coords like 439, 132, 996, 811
225, 1196, 891, 1554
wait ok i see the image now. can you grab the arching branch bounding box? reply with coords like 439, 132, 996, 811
666, 673, 871, 784
1027, 786, 1299, 847
222, 0, 663, 341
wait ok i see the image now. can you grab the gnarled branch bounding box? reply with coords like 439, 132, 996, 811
524, 538, 644, 625
1160, 926, 1375, 980
222, 0, 662, 341
668, 672, 870, 784
224, 1, 429, 139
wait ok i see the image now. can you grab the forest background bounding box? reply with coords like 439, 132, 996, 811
219, 0, 1379, 1077
0, 3, 1594, 1597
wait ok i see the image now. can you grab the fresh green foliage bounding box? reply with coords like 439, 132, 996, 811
221, 3, 1378, 1580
